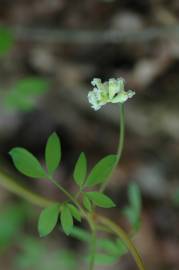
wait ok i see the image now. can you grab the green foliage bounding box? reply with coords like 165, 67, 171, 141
9, 148, 46, 179
93, 254, 118, 265
38, 203, 61, 237
0, 26, 14, 56
10, 132, 62, 180
89, 238, 127, 266
73, 152, 87, 187
60, 204, 74, 235
4, 77, 49, 111
0, 203, 27, 250
6, 74, 143, 270
70, 226, 128, 265
115, 239, 128, 256
45, 132, 61, 175
128, 182, 141, 213
85, 191, 116, 208
13, 77, 48, 94
70, 226, 91, 242
123, 183, 142, 231
95, 239, 127, 266
85, 155, 116, 187
15, 236, 78, 270
8, 133, 138, 268
97, 239, 120, 255
67, 204, 81, 222
83, 193, 92, 211
97, 238, 127, 259
15, 236, 46, 269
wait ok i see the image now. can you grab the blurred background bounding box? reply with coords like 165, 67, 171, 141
0, 0, 179, 269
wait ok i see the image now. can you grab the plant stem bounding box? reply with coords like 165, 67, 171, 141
0, 171, 53, 207
98, 215, 146, 270
49, 177, 76, 204
100, 103, 125, 192
49, 176, 90, 223
0, 171, 145, 270
89, 227, 96, 270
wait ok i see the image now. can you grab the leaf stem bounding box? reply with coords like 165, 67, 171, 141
49, 176, 91, 225
97, 215, 146, 270
50, 175, 98, 270
49, 177, 76, 204
100, 103, 125, 192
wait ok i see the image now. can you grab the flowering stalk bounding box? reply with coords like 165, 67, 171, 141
88, 78, 132, 193
5, 77, 146, 270
87, 77, 139, 270
100, 103, 125, 192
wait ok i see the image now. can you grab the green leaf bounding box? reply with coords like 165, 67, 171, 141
123, 183, 142, 231
83, 194, 92, 211
115, 239, 128, 256
9, 148, 46, 178
73, 152, 87, 187
0, 203, 27, 250
85, 155, 117, 187
67, 204, 81, 222
98, 238, 127, 257
4, 77, 49, 112
70, 227, 91, 242
60, 205, 73, 236
93, 254, 117, 265
95, 254, 117, 265
38, 203, 60, 237
128, 183, 141, 214
0, 26, 14, 56
45, 132, 61, 175
14, 77, 49, 95
123, 207, 141, 231
86, 192, 115, 208
4, 92, 36, 111
98, 239, 119, 255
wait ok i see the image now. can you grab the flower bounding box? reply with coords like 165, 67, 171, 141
88, 78, 135, 110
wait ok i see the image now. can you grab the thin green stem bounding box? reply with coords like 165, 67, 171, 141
0, 171, 54, 207
49, 177, 76, 204
100, 103, 125, 192
98, 215, 146, 270
88, 224, 97, 270
74, 187, 83, 200
116, 103, 125, 164
49, 176, 91, 224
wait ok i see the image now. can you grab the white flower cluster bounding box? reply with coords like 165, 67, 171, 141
88, 78, 135, 110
